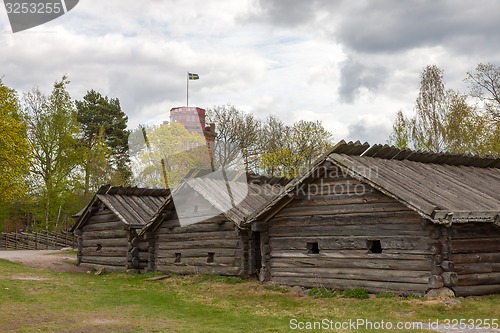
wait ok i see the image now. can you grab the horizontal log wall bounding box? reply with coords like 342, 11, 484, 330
451, 223, 500, 296
79, 209, 127, 269
155, 214, 243, 276
266, 169, 434, 295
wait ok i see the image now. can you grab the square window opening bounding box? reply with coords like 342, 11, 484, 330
307, 242, 320, 254
207, 252, 215, 263
367, 240, 382, 253
174, 253, 182, 263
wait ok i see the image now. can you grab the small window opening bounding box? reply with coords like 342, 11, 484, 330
207, 252, 215, 263
174, 253, 182, 263
307, 242, 320, 254
96, 244, 102, 252
193, 205, 199, 213
367, 240, 382, 253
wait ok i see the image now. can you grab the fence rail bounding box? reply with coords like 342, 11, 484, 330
0, 230, 76, 250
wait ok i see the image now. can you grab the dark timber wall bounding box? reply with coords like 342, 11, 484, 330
77, 208, 128, 269
153, 215, 244, 276
261, 166, 437, 295
151, 191, 246, 276
450, 223, 500, 296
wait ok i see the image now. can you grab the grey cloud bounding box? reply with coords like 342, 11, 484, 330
334, 1, 500, 54
245, 0, 500, 56
245, 0, 323, 26
338, 57, 388, 103
346, 119, 392, 145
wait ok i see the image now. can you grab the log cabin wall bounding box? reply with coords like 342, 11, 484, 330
262, 166, 436, 295
127, 229, 150, 272
79, 207, 128, 269
154, 216, 244, 276
449, 223, 500, 296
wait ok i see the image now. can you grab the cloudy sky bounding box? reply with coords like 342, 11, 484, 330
1, 0, 499, 144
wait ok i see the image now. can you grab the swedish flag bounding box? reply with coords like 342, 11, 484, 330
188, 73, 200, 80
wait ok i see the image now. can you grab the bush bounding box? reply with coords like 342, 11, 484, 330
308, 287, 337, 299
342, 288, 369, 299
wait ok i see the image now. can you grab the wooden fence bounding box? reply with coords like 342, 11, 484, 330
0, 230, 76, 250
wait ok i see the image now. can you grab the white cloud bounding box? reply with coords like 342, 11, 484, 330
1, 0, 499, 145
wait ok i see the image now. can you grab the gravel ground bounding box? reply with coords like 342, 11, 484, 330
0, 250, 88, 273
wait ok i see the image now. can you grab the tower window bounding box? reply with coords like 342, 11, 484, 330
207, 252, 215, 263
307, 242, 320, 254
367, 240, 382, 254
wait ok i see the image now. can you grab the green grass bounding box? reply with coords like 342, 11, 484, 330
342, 288, 370, 299
308, 287, 337, 299
0, 259, 498, 332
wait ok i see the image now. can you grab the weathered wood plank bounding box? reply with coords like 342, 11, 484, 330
157, 256, 237, 266
82, 230, 128, 239
82, 221, 124, 232
269, 236, 429, 251
157, 248, 239, 258
157, 230, 239, 242
276, 202, 412, 217
270, 258, 431, 271
452, 239, 500, 253
270, 250, 431, 261
452, 252, 500, 264
454, 263, 500, 274
84, 214, 121, 225
269, 224, 427, 237
157, 239, 239, 250
270, 276, 427, 295
155, 264, 241, 276
80, 256, 127, 266
82, 249, 127, 256
270, 267, 430, 284
457, 272, 500, 286
453, 284, 500, 297
82, 238, 128, 247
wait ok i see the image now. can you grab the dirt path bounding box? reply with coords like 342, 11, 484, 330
0, 250, 88, 273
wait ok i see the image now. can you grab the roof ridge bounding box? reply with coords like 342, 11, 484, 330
96, 185, 170, 197
330, 141, 500, 169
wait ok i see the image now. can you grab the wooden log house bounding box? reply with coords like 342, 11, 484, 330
139, 171, 287, 277
246, 140, 500, 296
71, 185, 169, 271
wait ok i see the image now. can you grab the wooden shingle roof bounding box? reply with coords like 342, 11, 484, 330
71, 185, 170, 231
141, 170, 288, 233
248, 140, 500, 225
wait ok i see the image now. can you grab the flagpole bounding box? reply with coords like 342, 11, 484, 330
186, 72, 189, 107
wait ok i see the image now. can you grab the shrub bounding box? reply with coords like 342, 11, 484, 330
308, 287, 337, 299
342, 288, 369, 299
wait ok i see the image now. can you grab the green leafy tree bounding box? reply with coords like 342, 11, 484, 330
206, 105, 261, 171
412, 65, 448, 152
388, 110, 410, 149
390, 64, 500, 157
23, 76, 81, 229
261, 120, 334, 178
129, 122, 210, 188
0, 79, 29, 205
465, 62, 500, 122
75, 90, 131, 194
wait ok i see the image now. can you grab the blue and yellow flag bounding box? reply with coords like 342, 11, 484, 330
188, 73, 200, 80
